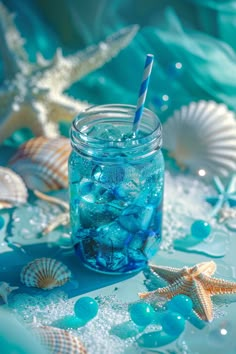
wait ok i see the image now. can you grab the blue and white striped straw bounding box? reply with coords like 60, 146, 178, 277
132, 54, 154, 134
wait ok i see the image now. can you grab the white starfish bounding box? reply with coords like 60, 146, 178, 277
0, 281, 18, 304
0, 3, 139, 143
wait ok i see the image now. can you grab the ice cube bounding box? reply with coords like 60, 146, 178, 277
125, 230, 148, 250
118, 204, 154, 233
72, 228, 96, 245
114, 166, 141, 201
79, 178, 108, 203
96, 251, 128, 272
142, 231, 161, 258
122, 230, 160, 260
76, 179, 124, 229
127, 248, 147, 268
95, 124, 123, 141
79, 199, 120, 228
96, 221, 131, 249
92, 165, 125, 186
152, 210, 163, 234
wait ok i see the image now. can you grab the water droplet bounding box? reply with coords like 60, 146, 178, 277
12, 103, 20, 111
99, 42, 108, 50
198, 169, 206, 177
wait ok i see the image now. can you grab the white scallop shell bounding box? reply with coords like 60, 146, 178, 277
0, 167, 28, 209
33, 326, 87, 354
20, 258, 71, 290
163, 100, 236, 176
9, 137, 71, 192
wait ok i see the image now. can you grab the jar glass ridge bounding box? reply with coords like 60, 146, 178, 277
68, 104, 164, 274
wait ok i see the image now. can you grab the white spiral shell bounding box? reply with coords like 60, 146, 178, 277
20, 258, 71, 290
9, 136, 71, 192
33, 326, 87, 354
163, 100, 236, 177
0, 167, 28, 209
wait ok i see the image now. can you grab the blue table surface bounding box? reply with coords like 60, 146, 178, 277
1, 145, 236, 353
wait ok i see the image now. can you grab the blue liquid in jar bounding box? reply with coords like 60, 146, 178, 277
69, 106, 164, 274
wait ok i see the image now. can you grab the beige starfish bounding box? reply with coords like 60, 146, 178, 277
139, 261, 236, 322
0, 3, 139, 142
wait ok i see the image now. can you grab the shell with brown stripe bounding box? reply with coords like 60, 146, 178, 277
9, 137, 71, 192
33, 326, 87, 354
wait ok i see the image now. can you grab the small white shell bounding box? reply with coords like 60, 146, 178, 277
20, 258, 71, 290
9, 137, 71, 192
163, 100, 236, 177
33, 326, 87, 354
0, 167, 28, 209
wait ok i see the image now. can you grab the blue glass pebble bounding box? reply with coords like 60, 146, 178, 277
0, 215, 5, 230
74, 296, 98, 322
188, 311, 206, 330
137, 330, 177, 348
191, 220, 211, 239
129, 302, 155, 327
167, 295, 193, 319
160, 311, 185, 336
110, 321, 144, 339
51, 315, 86, 329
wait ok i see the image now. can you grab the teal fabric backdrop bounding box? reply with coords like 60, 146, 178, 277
1, 0, 236, 141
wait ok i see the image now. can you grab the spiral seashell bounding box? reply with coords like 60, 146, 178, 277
163, 100, 236, 177
0, 167, 28, 209
20, 258, 71, 290
33, 326, 87, 354
9, 137, 71, 192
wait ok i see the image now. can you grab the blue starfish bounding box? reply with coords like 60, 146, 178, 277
206, 176, 236, 218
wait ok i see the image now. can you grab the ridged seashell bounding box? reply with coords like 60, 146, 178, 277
9, 137, 71, 192
33, 326, 87, 354
20, 258, 71, 290
0, 167, 28, 209
163, 100, 236, 177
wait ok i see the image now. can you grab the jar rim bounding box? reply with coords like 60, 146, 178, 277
71, 104, 162, 149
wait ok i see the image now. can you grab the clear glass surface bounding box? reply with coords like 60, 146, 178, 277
68, 104, 164, 274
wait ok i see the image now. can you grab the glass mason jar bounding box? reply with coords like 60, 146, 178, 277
68, 104, 164, 274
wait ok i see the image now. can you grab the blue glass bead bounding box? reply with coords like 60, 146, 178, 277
129, 302, 155, 327
0, 215, 5, 230
166, 295, 193, 319
51, 315, 86, 329
191, 220, 211, 239
137, 330, 178, 348
188, 311, 206, 330
74, 297, 98, 322
160, 311, 185, 336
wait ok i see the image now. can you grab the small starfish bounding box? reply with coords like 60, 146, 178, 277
218, 207, 236, 223
206, 176, 236, 218
0, 281, 18, 304
0, 3, 139, 142
139, 261, 236, 322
